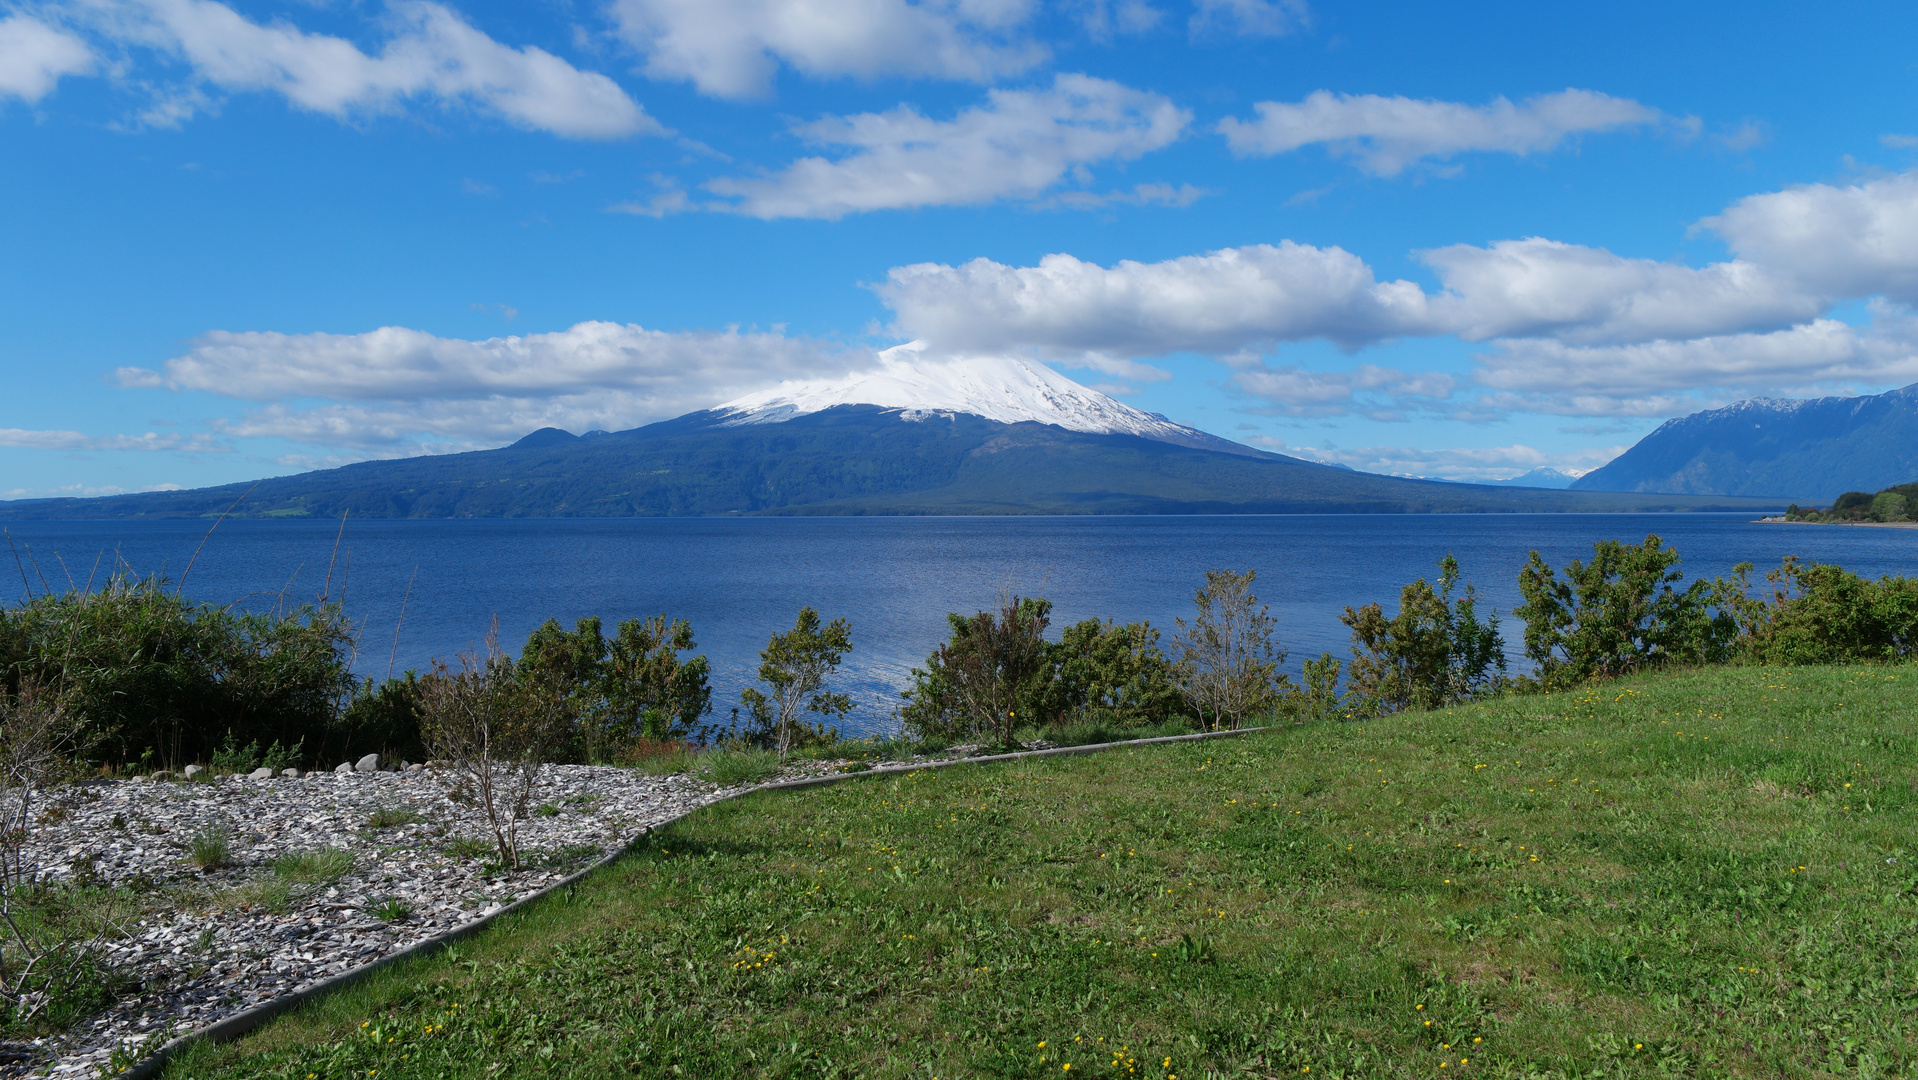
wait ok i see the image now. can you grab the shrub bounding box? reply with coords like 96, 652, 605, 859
417, 636, 572, 870
1870, 491, 1910, 522
1172, 569, 1290, 731
336, 673, 426, 769
1514, 535, 1733, 689
1341, 555, 1505, 715
1723, 557, 1918, 664
517, 614, 713, 761
1035, 618, 1187, 729
0, 574, 354, 769
738, 608, 853, 756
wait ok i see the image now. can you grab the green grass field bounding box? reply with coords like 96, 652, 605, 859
170, 663, 1917, 1079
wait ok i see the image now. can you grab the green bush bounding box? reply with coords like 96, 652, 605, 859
0, 575, 355, 769
515, 614, 714, 761
695, 745, 783, 787
336, 674, 426, 768
1033, 618, 1188, 729
1514, 535, 1733, 689
1340, 555, 1505, 715
1723, 557, 1918, 664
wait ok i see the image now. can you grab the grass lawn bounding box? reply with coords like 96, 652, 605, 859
170, 664, 1917, 1079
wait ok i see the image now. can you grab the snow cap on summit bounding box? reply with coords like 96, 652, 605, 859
713, 341, 1259, 455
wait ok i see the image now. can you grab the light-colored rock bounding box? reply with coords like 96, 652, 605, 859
248, 768, 274, 780
281, 768, 302, 778
148, 771, 172, 783
334, 762, 353, 774
181, 765, 204, 779
406, 763, 424, 773
354, 753, 381, 773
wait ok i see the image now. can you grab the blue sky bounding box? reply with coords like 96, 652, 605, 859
6, 0, 1918, 497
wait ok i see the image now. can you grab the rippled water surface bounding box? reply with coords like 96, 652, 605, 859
5, 514, 1912, 735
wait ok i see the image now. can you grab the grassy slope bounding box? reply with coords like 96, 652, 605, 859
174, 664, 1915, 1079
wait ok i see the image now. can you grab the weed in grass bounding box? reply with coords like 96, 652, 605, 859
188, 828, 231, 871
182, 664, 1918, 1080
695, 745, 782, 787
372, 899, 412, 922
534, 803, 559, 818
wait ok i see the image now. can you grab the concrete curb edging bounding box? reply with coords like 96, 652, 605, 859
114, 724, 1266, 1078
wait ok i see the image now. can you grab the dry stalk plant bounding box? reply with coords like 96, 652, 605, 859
0, 683, 118, 1027
417, 630, 570, 870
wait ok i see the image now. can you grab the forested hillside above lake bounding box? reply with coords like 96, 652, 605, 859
0, 407, 1782, 519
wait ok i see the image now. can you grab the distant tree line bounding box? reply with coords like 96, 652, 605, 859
1784, 480, 1918, 523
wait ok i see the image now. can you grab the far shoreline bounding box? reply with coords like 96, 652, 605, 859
1756, 516, 1918, 529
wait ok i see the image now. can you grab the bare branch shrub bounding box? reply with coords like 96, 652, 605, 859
417, 632, 569, 870
1173, 569, 1289, 731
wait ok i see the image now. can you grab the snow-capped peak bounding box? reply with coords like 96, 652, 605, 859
712, 342, 1255, 455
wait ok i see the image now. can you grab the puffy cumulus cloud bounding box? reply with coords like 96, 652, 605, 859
1189, 0, 1305, 38
0, 13, 94, 101
1420, 238, 1820, 345
1706, 171, 1918, 303
55, 0, 658, 137
1255, 439, 1620, 484
610, 0, 1045, 100
116, 320, 876, 448
704, 74, 1189, 218
0, 428, 226, 452
1218, 89, 1667, 177
879, 242, 1437, 359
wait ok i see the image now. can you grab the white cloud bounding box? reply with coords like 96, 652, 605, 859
1419, 238, 1819, 345
1217, 89, 1666, 176
65, 0, 660, 137
704, 74, 1189, 218
0, 13, 94, 101
878, 242, 1436, 359
1706, 170, 1918, 303
0, 428, 226, 451
117, 320, 875, 447
1258, 439, 1621, 484
1189, 0, 1304, 38
1471, 314, 1918, 417
609, 0, 1045, 100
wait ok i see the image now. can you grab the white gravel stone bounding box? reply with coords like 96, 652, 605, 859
247, 768, 273, 780
354, 754, 380, 773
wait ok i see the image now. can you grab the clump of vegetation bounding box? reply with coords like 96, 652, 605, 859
1783, 479, 1918, 523
366, 806, 423, 829
694, 745, 783, 787
516, 614, 715, 759
0, 573, 355, 770
1340, 554, 1506, 715
188, 827, 232, 871
738, 607, 853, 756
224, 848, 356, 914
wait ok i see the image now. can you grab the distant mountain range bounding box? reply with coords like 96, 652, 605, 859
0, 353, 1783, 519
1481, 468, 1580, 489
1572, 382, 1918, 501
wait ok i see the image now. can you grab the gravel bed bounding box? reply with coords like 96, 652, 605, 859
3, 762, 794, 1077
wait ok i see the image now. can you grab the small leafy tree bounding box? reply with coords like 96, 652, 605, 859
1173, 569, 1289, 731
1289, 652, 1344, 722
1342, 555, 1505, 715
740, 608, 853, 756
1514, 535, 1733, 689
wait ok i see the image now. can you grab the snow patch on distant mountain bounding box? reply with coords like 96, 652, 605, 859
713, 342, 1263, 456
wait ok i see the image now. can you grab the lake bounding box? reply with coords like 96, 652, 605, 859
3, 514, 1911, 736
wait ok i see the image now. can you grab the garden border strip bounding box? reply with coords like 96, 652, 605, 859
114, 725, 1266, 1079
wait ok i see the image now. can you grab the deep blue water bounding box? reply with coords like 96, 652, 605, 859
4, 515, 1912, 735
